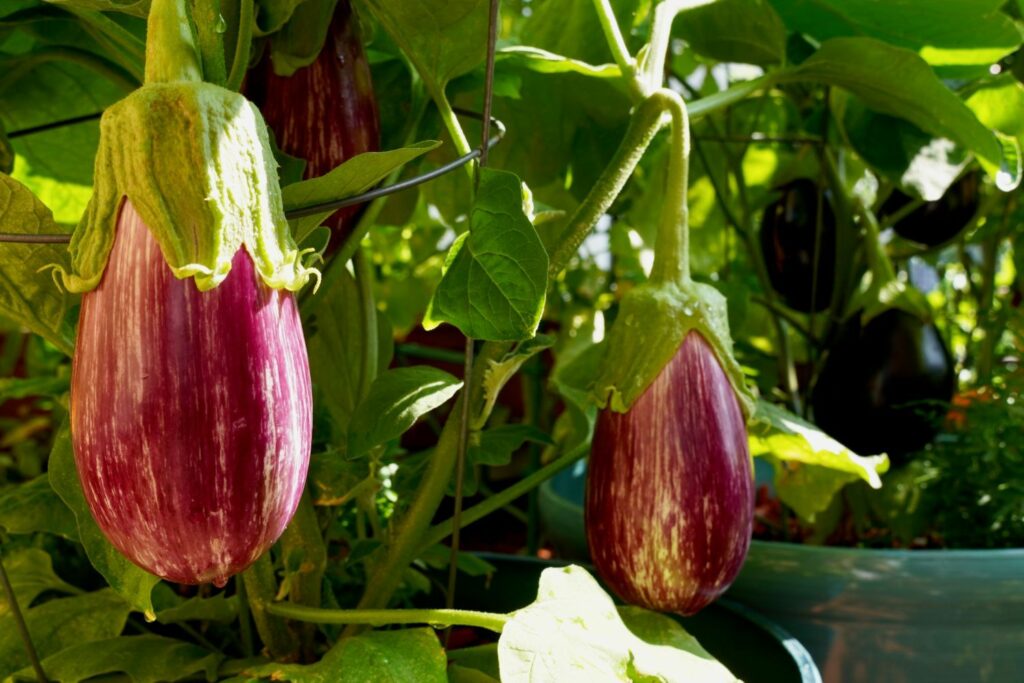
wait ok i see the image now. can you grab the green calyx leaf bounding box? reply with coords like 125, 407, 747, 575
593, 279, 755, 418
56, 81, 319, 293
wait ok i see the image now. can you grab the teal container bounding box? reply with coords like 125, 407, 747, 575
539, 464, 1024, 683
454, 552, 821, 683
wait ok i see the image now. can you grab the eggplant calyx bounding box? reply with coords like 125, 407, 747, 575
56, 82, 318, 294
592, 279, 755, 419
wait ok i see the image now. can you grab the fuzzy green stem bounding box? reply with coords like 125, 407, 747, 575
144, 0, 203, 84
548, 93, 669, 278
591, 0, 642, 100
264, 604, 509, 632
277, 492, 326, 660
642, 0, 716, 93
435, 93, 474, 180
225, 0, 254, 92
649, 89, 691, 284
420, 442, 589, 551
193, 0, 228, 86
242, 554, 299, 661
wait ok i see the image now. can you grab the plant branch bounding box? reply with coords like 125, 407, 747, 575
591, 0, 641, 100
0, 551, 47, 683
649, 89, 690, 284
264, 603, 509, 632
192, 0, 228, 85
420, 442, 589, 551
0, 47, 139, 94
242, 554, 299, 661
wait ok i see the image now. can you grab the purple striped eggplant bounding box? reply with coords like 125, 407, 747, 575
71, 200, 312, 586
246, 0, 380, 252
586, 330, 753, 615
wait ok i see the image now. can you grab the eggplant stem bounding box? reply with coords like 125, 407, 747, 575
264, 603, 509, 633
0, 550, 48, 683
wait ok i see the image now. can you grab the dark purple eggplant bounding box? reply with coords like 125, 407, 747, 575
882, 172, 980, 247
71, 201, 312, 586
759, 178, 836, 313
245, 0, 380, 252
586, 331, 754, 615
811, 308, 956, 463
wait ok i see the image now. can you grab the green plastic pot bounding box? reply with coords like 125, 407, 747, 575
452, 552, 820, 683
539, 463, 1024, 683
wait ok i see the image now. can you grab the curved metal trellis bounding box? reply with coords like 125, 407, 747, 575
0, 109, 506, 244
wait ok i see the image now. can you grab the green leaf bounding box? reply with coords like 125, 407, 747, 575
451, 424, 553, 496
48, 422, 160, 618
8, 635, 222, 683
424, 168, 548, 341
0, 549, 77, 619
778, 37, 1019, 189
418, 544, 495, 577
519, 0, 637, 66
284, 141, 441, 242
749, 401, 891, 521
2, 60, 128, 225
357, 0, 488, 94
307, 451, 367, 506
154, 593, 239, 625
0, 375, 69, 403
448, 665, 500, 683
0, 590, 130, 679
253, 0, 306, 35
966, 74, 1024, 140
305, 268, 393, 444
42, 0, 150, 17
496, 46, 620, 79
347, 366, 463, 458
768, 0, 1021, 76
834, 91, 969, 200
617, 606, 719, 663
497, 565, 739, 682
0, 174, 73, 354
245, 627, 447, 682
0, 475, 78, 540
675, 0, 786, 66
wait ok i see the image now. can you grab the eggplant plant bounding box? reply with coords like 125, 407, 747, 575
0, 0, 1020, 680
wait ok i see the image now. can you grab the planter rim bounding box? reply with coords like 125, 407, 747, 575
748, 538, 1024, 559
542, 476, 1024, 559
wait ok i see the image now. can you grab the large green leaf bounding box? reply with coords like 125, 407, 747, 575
834, 91, 969, 200
0, 125, 11, 174
520, 0, 639, 66
0, 589, 130, 679
0, 474, 78, 540
675, 0, 786, 66
355, 0, 488, 94
0, 375, 68, 403
497, 565, 739, 682
347, 366, 463, 458
153, 591, 239, 625
245, 628, 447, 682
2, 60, 128, 225
778, 37, 1020, 188
768, 0, 1021, 76
750, 401, 890, 521
424, 168, 548, 341
0, 174, 73, 354
966, 74, 1024, 141
497, 46, 620, 79
8, 635, 222, 683
305, 267, 394, 445
48, 422, 160, 617
283, 141, 441, 242
0, 548, 77, 619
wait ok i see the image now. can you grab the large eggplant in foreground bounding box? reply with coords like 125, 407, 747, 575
587, 331, 753, 615
61, 0, 317, 585
72, 202, 311, 585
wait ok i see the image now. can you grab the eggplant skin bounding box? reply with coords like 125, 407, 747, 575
71, 201, 312, 586
246, 0, 380, 250
586, 331, 753, 615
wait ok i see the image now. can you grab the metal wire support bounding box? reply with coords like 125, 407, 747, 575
0, 110, 506, 244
